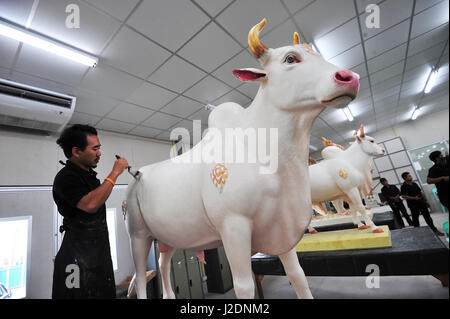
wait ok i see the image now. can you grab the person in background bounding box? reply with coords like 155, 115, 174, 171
380, 178, 413, 228
427, 150, 449, 210
400, 172, 444, 236
52, 124, 129, 298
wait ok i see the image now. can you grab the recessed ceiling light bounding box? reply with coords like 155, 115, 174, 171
424, 69, 439, 94
411, 106, 420, 120
342, 107, 354, 122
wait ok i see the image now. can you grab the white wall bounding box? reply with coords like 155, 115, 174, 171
370, 109, 449, 150
0, 128, 172, 186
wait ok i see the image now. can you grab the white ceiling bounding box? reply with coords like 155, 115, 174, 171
0, 0, 448, 148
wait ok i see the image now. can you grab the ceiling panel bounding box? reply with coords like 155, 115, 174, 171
125, 81, 177, 110
408, 23, 449, 57
370, 60, 405, 86
315, 18, 360, 60
106, 102, 155, 125
410, 0, 449, 38
80, 64, 142, 100
216, 0, 289, 47
294, 0, 356, 40
69, 111, 102, 126
328, 44, 365, 69
95, 118, 135, 133
126, 0, 210, 52
72, 88, 120, 117
142, 112, 182, 130
360, 0, 414, 40
129, 125, 163, 139
30, 0, 121, 55
178, 22, 242, 73
183, 76, 232, 104
213, 89, 251, 106
0, 0, 35, 25
194, 0, 234, 17
102, 26, 172, 79
148, 55, 206, 93
84, 0, 140, 21
364, 19, 410, 59
367, 44, 407, 74
159, 96, 203, 118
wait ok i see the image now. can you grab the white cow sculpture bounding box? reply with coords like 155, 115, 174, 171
125, 19, 360, 299
309, 125, 385, 232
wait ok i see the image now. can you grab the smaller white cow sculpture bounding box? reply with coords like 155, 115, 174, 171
309, 125, 385, 232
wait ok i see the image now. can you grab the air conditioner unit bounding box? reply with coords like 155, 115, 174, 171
0, 78, 76, 133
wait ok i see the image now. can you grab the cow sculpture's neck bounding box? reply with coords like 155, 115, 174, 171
343, 141, 373, 171
243, 89, 325, 254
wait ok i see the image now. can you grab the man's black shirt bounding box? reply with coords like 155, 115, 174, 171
427, 159, 449, 198
381, 184, 401, 204
401, 181, 423, 208
53, 160, 106, 228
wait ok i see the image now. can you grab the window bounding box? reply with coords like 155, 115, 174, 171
0, 216, 32, 299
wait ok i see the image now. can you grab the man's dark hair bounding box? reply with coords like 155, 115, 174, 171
56, 124, 98, 159
379, 178, 387, 183
429, 151, 441, 163
401, 172, 410, 180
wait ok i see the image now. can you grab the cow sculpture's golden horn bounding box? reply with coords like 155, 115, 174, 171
248, 18, 268, 59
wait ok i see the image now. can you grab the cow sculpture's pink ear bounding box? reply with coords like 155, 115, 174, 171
232, 68, 267, 82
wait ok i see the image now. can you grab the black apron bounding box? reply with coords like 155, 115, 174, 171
52, 220, 116, 299
52, 162, 116, 299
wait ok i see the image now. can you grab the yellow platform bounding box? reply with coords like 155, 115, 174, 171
296, 225, 391, 252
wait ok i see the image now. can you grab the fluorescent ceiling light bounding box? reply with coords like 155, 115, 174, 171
342, 107, 354, 122
411, 106, 420, 120
309, 144, 318, 151
0, 20, 98, 67
424, 69, 438, 94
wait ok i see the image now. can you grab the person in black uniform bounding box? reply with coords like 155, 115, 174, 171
427, 151, 449, 209
400, 172, 443, 236
380, 178, 413, 228
52, 124, 128, 299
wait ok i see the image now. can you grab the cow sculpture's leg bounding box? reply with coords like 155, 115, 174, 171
220, 215, 254, 298
279, 248, 313, 299
346, 188, 381, 232
130, 235, 153, 299
158, 246, 176, 299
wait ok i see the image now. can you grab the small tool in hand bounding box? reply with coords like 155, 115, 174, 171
115, 155, 142, 180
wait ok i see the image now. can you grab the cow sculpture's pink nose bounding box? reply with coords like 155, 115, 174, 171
334, 70, 359, 90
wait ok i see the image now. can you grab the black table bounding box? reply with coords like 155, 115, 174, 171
252, 226, 449, 298
312, 211, 398, 232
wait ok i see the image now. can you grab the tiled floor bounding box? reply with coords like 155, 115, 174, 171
205, 211, 449, 299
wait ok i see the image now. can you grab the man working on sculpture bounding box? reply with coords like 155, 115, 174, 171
52, 124, 129, 298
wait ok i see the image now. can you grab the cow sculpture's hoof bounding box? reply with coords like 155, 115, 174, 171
310, 229, 319, 234
372, 228, 384, 233
358, 225, 370, 230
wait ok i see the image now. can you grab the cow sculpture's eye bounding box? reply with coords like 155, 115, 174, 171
370, 140, 374, 143
284, 54, 301, 64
